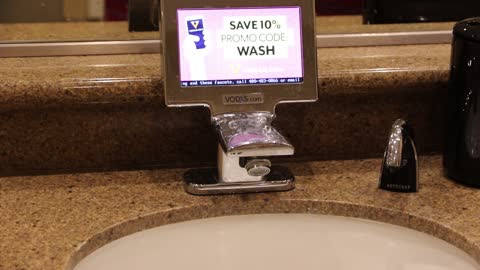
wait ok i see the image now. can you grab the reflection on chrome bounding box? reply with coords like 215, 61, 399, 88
385, 119, 406, 168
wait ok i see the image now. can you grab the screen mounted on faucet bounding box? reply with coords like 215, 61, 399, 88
177, 7, 304, 88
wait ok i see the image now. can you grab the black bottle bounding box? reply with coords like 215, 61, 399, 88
444, 18, 480, 188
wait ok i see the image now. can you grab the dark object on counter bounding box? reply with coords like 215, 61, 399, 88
363, 0, 480, 24
379, 119, 418, 193
315, 0, 362, 15
444, 18, 480, 188
106, 0, 128, 21
128, 0, 159, 32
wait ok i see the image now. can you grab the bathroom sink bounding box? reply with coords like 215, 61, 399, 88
74, 214, 480, 270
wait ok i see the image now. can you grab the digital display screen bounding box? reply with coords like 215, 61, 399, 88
177, 7, 304, 87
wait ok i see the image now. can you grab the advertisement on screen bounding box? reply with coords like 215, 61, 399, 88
177, 7, 304, 87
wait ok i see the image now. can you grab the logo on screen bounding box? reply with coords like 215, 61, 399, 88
186, 19, 206, 49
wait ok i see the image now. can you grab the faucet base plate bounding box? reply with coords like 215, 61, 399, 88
183, 166, 295, 196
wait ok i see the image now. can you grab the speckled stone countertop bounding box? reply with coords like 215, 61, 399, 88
0, 21, 159, 43
1, 156, 480, 270
0, 16, 453, 43
0, 44, 450, 110
0, 15, 468, 270
0, 44, 452, 174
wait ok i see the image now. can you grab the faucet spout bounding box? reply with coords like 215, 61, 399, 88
213, 112, 294, 183
183, 111, 296, 195
213, 112, 294, 157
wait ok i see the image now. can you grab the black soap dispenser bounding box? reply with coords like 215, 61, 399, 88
444, 18, 480, 188
379, 119, 418, 193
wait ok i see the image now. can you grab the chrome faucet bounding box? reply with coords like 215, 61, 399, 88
161, 1, 318, 196
184, 112, 295, 195
385, 119, 407, 168
215, 112, 294, 182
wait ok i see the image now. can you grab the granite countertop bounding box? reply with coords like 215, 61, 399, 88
0, 21, 159, 43
0, 44, 450, 111
0, 21, 464, 270
0, 43, 452, 175
1, 155, 480, 270
0, 16, 453, 43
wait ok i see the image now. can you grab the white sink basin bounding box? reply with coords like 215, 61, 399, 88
74, 214, 480, 270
